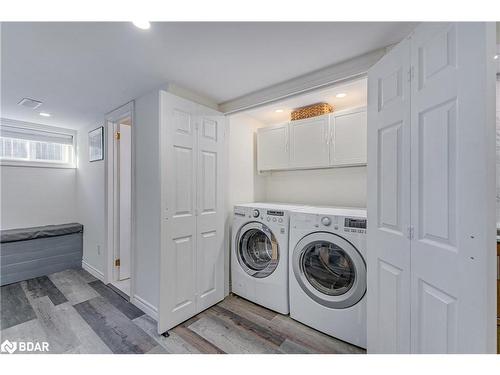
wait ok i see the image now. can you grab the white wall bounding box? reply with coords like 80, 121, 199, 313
226, 114, 266, 293
228, 113, 266, 208
0, 166, 77, 229
263, 167, 367, 208
133, 90, 161, 313
76, 124, 106, 276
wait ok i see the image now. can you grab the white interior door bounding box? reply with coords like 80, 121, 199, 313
409, 22, 495, 354
118, 123, 131, 280
289, 115, 330, 169
158, 92, 226, 334
196, 114, 225, 311
367, 38, 412, 353
159, 93, 198, 332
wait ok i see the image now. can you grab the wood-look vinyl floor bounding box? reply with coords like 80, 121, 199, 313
0, 268, 365, 354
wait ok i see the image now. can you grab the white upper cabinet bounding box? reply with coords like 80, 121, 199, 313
330, 108, 367, 167
289, 115, 330, 169
257, 123, 289, 171
257, 108, 367, 172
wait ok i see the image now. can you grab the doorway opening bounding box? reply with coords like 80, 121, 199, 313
105, 102, 134, 298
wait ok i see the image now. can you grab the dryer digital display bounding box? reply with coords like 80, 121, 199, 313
344, 218, 367, 229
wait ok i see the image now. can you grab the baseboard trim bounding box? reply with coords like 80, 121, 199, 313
131, 294, 158, 321
82, 260, 104, 281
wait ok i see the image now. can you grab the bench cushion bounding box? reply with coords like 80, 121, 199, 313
0, 223, 84, 243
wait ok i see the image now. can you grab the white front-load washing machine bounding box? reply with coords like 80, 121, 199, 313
231, 203, 305, 314
289, 206, 367, 348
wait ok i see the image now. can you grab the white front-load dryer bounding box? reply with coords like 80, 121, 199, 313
231, 203, 305, 314
289, 206, 367, 348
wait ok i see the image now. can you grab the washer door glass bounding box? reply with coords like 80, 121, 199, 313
302, 241, 355, 296
292, 232, 366, 309
237, 222, 279, 278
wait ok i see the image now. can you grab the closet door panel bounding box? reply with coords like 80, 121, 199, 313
159, 93, 198, 333
196, 115, 225, 311
410, 22, 495, 354
367, 37, 412, 353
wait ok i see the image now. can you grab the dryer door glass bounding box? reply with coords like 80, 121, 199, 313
301, 241, 355, 296
237, 223, 279, 278
240, 229, 272, 271
292, 232, 366, 309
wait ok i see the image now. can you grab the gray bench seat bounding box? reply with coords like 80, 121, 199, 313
0, 223, 83, 286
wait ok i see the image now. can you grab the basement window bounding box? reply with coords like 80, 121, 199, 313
0, 120, 76, 168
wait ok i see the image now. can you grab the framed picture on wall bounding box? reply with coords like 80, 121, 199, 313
89, 126, 104, 162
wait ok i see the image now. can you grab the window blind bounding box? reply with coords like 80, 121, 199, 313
0, 125, 73, 145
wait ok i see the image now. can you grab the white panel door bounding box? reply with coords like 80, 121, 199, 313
367, 38, 412, 353
289, 115, 330, 169
118, 123, 132, 280
409, 22, 495, 354
159, 92, 198, 333
331, 108, 367, 166
257, 124, 289, 171
196, 114, 225, 311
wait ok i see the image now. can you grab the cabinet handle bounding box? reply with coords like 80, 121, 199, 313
285, 127, 289, 152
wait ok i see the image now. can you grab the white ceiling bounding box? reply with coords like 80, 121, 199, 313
245, 78, 367, 125
1, 22, 417, 129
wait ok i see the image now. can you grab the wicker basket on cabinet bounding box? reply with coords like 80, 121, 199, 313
291, 102, 334, 121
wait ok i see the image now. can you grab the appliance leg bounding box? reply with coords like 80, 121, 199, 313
161, 331, 170, 338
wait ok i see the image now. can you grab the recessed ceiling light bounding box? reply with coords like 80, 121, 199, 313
494, 54, 499, 60
336, 93, 347, 98
132, 21, 151, 30
39, 112, 51, 117
275, 109, 284, 113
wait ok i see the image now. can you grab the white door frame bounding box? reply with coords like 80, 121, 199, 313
104, 101, 135, 295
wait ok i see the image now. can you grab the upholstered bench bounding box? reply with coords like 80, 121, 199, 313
0, 223, 83, 286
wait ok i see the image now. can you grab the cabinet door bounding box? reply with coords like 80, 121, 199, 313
196, 114, 225, 312
331, 109, 367, 166
367, 38, 412, 354
257, 124, 289, 171
289, 115, 330, 169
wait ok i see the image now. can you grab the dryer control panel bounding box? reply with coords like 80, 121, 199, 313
344, 218, 367, 234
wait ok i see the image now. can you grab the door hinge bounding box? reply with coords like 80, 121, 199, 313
115, 258, 120, 267
115, 131, 121, 140
407, 226, 415, 240
408, 66, 415, 82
